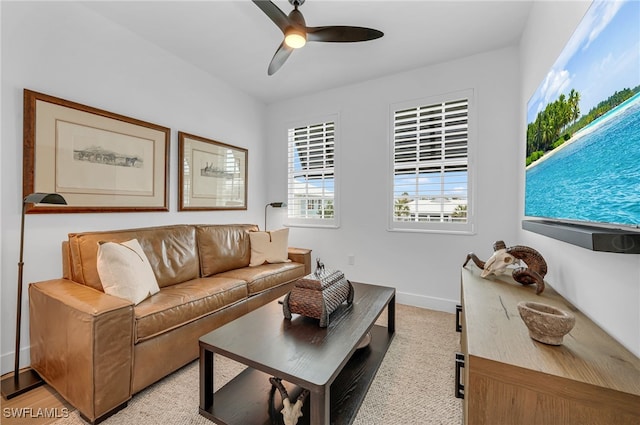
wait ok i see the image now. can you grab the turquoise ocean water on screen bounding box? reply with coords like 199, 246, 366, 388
525, 93, 640, 228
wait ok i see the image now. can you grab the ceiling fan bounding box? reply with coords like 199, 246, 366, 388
252, 0, 384, 75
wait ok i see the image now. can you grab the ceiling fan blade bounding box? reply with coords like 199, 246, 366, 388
268, 42, 294, 75
306, 26, 384, 43
252, 0, 291, 33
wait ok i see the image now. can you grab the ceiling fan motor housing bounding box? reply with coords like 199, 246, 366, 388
288, 8, 306, 27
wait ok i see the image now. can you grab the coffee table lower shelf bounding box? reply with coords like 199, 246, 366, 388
199, 324, 394, 425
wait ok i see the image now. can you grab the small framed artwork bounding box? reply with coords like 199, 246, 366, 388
178, 131, 248, 211
23, 89, 170, 213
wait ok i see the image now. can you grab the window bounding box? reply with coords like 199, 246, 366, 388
390, 90, 474, 233
287, 117, 339, 227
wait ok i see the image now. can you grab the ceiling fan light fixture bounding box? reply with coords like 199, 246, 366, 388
284, 29, 306, 48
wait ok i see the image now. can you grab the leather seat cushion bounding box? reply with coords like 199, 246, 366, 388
196, 224, 258, 276
218, 262, 305, 296
67, 225, 200, 291
134, 277, 248, 342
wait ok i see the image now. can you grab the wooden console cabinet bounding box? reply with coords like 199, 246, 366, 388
457, 266, 640, 425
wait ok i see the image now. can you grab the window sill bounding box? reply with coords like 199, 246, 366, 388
285, 222, 340, 230
387, 227, 476, 235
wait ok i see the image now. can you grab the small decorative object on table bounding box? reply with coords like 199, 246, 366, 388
517, 301, 575, 345
283, 258, 354, 327
463, 240, 548, 294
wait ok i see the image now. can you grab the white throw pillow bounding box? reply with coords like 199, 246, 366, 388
97, 239, 160, 305
249, 228, 290, 267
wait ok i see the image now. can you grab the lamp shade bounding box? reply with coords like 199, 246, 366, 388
24, 192, 67, 205
268, 202, 287, 208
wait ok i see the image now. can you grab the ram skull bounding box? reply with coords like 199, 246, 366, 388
463, 240, 548, 294
480, 248, 520, 278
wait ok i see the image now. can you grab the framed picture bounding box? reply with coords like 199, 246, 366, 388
23, 89, 170, 213
178, 131, 247, 211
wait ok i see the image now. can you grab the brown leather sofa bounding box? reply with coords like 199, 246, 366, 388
28, 224, 311, 424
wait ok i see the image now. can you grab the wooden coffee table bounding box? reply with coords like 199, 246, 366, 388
199, 281, 395, 425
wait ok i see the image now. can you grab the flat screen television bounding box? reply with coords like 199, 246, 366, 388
524, 0, 640, 252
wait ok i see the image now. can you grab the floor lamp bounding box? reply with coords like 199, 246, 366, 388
1, 192, 67, 400
264, 202, 287, 230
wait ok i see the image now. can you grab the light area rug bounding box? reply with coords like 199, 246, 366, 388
52, 304, 462, 425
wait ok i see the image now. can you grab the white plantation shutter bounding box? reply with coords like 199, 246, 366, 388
390, 90, 474, 233
287, 118, 338, 227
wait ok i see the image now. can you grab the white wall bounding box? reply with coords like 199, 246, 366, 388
266, 47, 521, 312
1, 2, 268, 373
519, 1, 640, 356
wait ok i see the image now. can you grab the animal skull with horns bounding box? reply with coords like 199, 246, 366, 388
463, 240, 548, 294
269, 377, 310, 425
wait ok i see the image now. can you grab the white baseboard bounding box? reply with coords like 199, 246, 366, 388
396, 291, 459, 314
1, 346, 31, 376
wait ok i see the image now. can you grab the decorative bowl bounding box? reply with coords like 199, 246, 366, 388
356, 331, 371, 350
517, 301, 575, 345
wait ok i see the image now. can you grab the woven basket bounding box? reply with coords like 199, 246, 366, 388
283, 270, 354, 327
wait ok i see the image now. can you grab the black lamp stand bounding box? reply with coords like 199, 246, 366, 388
1, 193, 66, 399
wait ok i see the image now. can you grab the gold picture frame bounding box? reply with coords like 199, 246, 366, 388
23, 89, 170, 213
178, 131, 247, 211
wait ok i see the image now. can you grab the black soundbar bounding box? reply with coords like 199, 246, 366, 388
522, 219, 640, 254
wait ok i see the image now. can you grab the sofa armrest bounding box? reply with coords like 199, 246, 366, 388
29, 279, 134, 422
288, 247, 312, 275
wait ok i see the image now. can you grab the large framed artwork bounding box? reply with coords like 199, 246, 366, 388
178, 131, 247, 211
23, 89, 170, 213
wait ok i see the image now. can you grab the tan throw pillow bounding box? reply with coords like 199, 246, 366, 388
249, 228, 290, 267
97, 239, 160, 305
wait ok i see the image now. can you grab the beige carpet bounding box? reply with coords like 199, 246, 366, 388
52, 304, 462, 425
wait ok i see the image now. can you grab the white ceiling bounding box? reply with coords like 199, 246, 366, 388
82, 0, 533, 104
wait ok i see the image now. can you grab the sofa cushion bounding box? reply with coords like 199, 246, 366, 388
68, 225, 200, 291
97, 239, 161, 305
196, 224, 258, 276
248, 228, 290, 266
133, 276, 248, 343
218, 262, 305, 296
